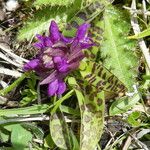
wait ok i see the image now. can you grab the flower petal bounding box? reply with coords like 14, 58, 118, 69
33, 42, 45, 49
58, 63, 69, 72
36, 34, 45, 41
34, 34, 52, 49
80, 37, 94, 49
44, 37, 52, 47
40, 71, 57, 85
68, 49, 84, 63
44, 48, 65, 57
57, 81, 66, 95
23, 59, 40, 71
49, 21, 61, 43
54, 57, 69, 73
53, 56, 62, 63
70, 38, 79, 50
48, 79, 59, 96
80, 42, 94, 49
61, 35, 73, 44
76, 23, 90, 40
52, 41, 67, 48
44, 61, 54, 68
68, 62, 80, 71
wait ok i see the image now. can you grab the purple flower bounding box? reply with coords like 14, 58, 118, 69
23, 20, 94, 96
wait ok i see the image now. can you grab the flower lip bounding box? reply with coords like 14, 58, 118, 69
48, 79, 59, 96
48, 79, 66, 96
57, 80, 66, 95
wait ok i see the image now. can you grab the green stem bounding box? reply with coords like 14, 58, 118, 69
51, 90, 74, 115
0, 73, 27, 96
142, 75, 150, 80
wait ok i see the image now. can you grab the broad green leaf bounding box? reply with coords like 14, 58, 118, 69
2, 123, 19, 132
68, 77, 105, 150
44, 134, 55, 148
0, 126, 9, 143
18, 7, 67, 41
50, 112, 72, 149
11, 124, 32, 149
0, 104, 50, 116
34, 0, 75, 7
109, 94, 140, 115
99, 6, 138, 90
79, 90, 105, 150
67, 77, 84, 106
21, 123, 44, 140
63, 0, 112, 37
129, 27, 150, 39
79, 60, 126, 93
20, 72, 38, 106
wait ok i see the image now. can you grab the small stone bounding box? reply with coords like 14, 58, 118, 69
0, 9, 5, 21
5, 0, 19, 11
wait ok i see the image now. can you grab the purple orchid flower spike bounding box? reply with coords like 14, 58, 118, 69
23, 20, 94, 96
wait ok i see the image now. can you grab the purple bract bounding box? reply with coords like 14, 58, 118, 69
23, 21, 94, 96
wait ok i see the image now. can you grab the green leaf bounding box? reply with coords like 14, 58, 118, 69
127, 111, 141, 127
70, 130, 79, 150
67, 77, 84, 107
0, 73, 26, 96
63, 0, 112, 37
79, 60, 126, 93
0, 104, 50, 116
11, 124, 32, 149
20, 89, 38, 106
18, 7, 67, 41
34, 0, 75, 7
21, 123, 44, 140
129, 26, 150, 39
68, 77, 105, 150
142, 75, 150, 80
20, 72, 38, 106
99, 6, 138, 90
50, 112, 72, 149
60, 105, 80, 116
79, 91, 105, 150
0, 126, 10, 143
27, 72, 38, 90
44, 134, 55, 148
109, 94, 140, 115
